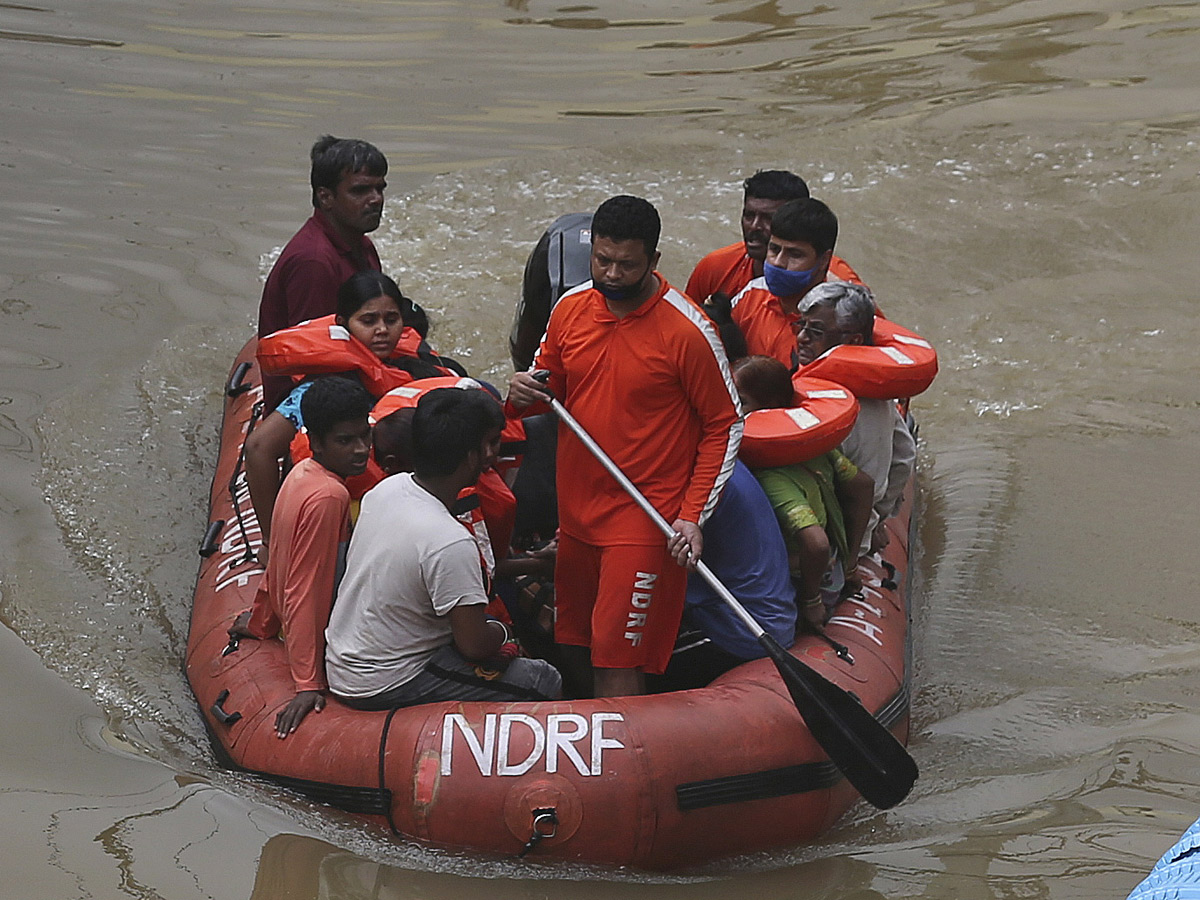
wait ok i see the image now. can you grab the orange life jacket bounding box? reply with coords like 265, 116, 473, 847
739, 376, 860, 468
799, 317, 937, 400
257, 315, 419, 397
369, 375, 488, 420
371, 377, 528, 477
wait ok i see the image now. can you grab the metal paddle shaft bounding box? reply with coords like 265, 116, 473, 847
547, 394, 918, 810
546, 398, 763, 636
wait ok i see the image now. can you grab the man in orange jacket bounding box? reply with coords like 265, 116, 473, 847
508, 195, 742, 697
686, 169, 862, 305
730, 197, 857, 370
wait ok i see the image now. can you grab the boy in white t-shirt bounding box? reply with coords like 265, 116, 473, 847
325, 388, 561, 708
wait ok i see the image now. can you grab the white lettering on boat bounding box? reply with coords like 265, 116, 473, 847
212, 470, 265, 591
844, 594, 882, 618
824, 581, 889, 646
439, 712, 625, 777
826, 615, 884, 646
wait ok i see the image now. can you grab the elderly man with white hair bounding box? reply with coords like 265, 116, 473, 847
795, 282, 917, 555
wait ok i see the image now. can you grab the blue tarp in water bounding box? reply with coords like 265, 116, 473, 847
1128, 816, 1200, 899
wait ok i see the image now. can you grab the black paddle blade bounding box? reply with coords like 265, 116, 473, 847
759, 633, 918, 810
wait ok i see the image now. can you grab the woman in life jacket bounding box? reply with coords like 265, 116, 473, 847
246, 272, 450, 561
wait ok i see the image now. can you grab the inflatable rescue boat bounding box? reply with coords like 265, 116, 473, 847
186, 341, 917, 870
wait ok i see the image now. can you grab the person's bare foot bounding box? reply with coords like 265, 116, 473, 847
870, 521, 890, 555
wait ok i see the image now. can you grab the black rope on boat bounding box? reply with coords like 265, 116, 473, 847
227, 399, 265, 567
377, 706, 402, 835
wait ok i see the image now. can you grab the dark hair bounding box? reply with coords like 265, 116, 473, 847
799, 282, 876, 344
702, 292, 748, 363
310, 135, 387, 208
336, 271, 429, 338
743, 170, 809, 202
301, 375, 374, 441
769, 198, 838, 256
373, 407, 416, 474
412, 388, 505, 478
591, 195, 661, 258
732, 356, 794, 411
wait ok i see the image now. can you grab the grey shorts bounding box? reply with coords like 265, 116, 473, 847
337, 643, 563, 711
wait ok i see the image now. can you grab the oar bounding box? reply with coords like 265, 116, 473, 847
546, 394, 918, 810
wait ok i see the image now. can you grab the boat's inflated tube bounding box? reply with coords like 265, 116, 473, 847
739, 376, 860, 468
799, 318, 937, 400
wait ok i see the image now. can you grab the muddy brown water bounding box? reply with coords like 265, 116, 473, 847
2, 0, 1199, 896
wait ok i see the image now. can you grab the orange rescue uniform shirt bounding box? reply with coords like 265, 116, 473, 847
730, 274, 853, 372
532, 275, 743, 546
685, 241, 863, 304
246, 457, 350, 692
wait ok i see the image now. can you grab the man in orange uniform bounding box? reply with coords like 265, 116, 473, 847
230, 376, 373, 737
686, 170, 861, 305
508, 195, 742, 698
730, 197, 854, 371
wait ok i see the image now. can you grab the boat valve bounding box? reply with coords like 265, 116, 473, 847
517, 807, 558, 858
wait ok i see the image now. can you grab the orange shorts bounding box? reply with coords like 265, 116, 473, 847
554, 534, 688, 674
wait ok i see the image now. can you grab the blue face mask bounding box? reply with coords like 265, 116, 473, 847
763, 261, 817, 298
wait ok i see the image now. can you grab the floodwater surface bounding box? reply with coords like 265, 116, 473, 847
1, 0, 1199, 896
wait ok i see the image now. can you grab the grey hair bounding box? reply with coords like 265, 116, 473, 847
798, 282, 876, 343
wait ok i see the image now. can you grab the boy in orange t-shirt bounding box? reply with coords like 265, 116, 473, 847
229, 376, 373, 737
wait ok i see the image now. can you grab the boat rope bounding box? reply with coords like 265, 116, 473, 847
377, 706, 401, 835
226, 399, 265, 567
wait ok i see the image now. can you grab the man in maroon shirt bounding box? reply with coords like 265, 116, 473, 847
257, 135, 388, 409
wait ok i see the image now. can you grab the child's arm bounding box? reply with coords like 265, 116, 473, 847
244, 411, 298, 552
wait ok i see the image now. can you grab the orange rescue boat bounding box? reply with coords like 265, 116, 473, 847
186, 340, 918, 871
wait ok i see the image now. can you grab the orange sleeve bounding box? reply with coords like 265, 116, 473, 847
504, 306, 569, 420
829, 255, 865, 287
279, 488, 348, 692
245, 582, 282, 639
686, 243, 746, 303
685, 259, 718, 304
672, 311, 743, 526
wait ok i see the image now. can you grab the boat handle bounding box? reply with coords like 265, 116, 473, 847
517, 807, 558, 858
880, 560, 897, 590
198, 519, 225, 558
226, 361, 253, 397
211, 689, 243, 726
